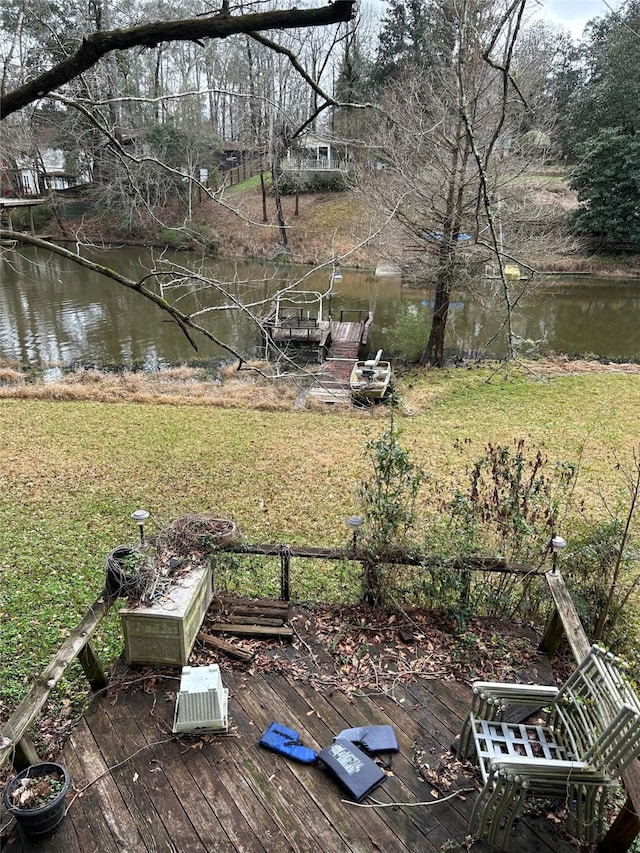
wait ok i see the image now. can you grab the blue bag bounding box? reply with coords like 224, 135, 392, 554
259, 722, 318, 764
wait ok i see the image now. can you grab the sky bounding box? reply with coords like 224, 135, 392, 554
537, 0, 625, 39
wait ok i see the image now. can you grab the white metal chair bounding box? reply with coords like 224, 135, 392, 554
458, 644, 640, 850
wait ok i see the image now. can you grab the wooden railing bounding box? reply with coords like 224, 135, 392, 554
279, 157, 350, 173
0, 594, 109, 771
539, 570, 640, 853
218, 158, 267, 188
0, 549, 533, 772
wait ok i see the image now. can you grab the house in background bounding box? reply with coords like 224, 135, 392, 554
212, 141, 267, 172
281, 132, 350, 172
2, 114, 90, 197
279, 132, 351, 189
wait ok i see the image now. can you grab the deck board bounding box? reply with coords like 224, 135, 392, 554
1, 668, 581, 852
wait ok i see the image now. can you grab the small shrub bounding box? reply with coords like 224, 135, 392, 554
277, 172, 353, 194
356, 409, 426, 607
8, 204, 52, 232
440, 439, 577, 622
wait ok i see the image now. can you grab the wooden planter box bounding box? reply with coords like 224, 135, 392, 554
120, 564, 212, 666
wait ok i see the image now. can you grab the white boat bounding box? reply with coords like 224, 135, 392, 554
350, 350, 392, 401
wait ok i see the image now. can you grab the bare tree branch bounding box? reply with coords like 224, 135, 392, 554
0, 1, 355, 119
0, 228, 247, 359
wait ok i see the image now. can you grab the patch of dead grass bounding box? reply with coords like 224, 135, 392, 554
0, 365, 303, 409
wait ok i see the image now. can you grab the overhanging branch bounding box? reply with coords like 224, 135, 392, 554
0, 1, 355, 119
0, 229, 245, 359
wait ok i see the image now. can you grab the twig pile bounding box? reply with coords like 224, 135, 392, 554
165, 513, 236, 555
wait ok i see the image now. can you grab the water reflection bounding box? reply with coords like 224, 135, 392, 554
1, 245, 639, 370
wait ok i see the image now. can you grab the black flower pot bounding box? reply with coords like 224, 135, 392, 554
3, 762, 71, 839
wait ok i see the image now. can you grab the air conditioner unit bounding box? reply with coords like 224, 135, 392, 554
173, 664, 229, 734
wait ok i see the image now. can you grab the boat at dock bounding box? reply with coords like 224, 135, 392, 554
350, 350, 392, 402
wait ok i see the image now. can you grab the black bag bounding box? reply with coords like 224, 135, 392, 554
318, 738, 386, 801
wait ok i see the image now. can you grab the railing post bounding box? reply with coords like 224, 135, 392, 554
538, 606, 564, 658
600, 799, 640, 853
13, 735, 40, 771
280, 547, 290, 601
78, 641, 108, 692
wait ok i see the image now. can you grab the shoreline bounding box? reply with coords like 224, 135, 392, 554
35, 235, 640, 281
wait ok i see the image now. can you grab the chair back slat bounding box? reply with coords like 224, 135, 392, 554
551, 645, 640, 775
583, 709, 640, 776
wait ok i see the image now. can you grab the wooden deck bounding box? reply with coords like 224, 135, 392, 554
2, 669, 579, 852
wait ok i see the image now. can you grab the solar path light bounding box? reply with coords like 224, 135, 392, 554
347, 516, 363, 554
131, 509, 150, 546
550, 533, 567, 574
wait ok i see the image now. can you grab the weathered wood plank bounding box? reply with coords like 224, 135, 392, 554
90, 698, 180, 852
0, 594, 109, 769
311, 686, 450, 851
67, 715, 147, 850
197, 631, 255, 662
99, 695, 205, 852
255, 671, 442, 852
12, 657, 580, 853
267, 673, 445, 852
127, 691, 247, 853
77, 641, 108, 692
540, 570, 591, 662
208, 622, 293, 640
221, 615, 285, 627
218, 543, 541, 574
221, 684, 330, 851
232, 673, 391, 853
194, 726, 284, 850
259, 677, 407, 852
222, 595, 290, 610
62, 725, 124, 853
228, 605, 290, 619
600, 793, 640, 853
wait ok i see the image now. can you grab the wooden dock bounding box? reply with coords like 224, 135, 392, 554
309, 313, 373, 403
270, 319, 330, 346
1, 668, 578, 853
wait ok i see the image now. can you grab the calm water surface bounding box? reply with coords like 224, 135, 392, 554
1, 245, 639, 371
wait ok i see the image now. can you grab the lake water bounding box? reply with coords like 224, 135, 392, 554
1, 245, 639, 371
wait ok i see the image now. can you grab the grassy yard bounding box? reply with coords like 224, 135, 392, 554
1, 361, 639, 722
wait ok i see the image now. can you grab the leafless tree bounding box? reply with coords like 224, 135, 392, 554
0, 1, 363, 372
359, 0, 563, 366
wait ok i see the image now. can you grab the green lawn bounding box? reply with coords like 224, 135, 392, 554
1, 364, 639, 717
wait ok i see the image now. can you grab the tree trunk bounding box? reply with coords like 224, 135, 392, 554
420, 263, 451, 367
420, 118, 470, 367
271, 164, 288, 247
260, 171, 268, 223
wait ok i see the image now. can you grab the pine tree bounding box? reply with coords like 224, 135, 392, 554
371, 0, 456, 91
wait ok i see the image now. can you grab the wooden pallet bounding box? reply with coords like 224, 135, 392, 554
208, 596, 293, 641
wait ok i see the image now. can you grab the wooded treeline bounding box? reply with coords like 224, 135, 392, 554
1, 0, 638, 367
